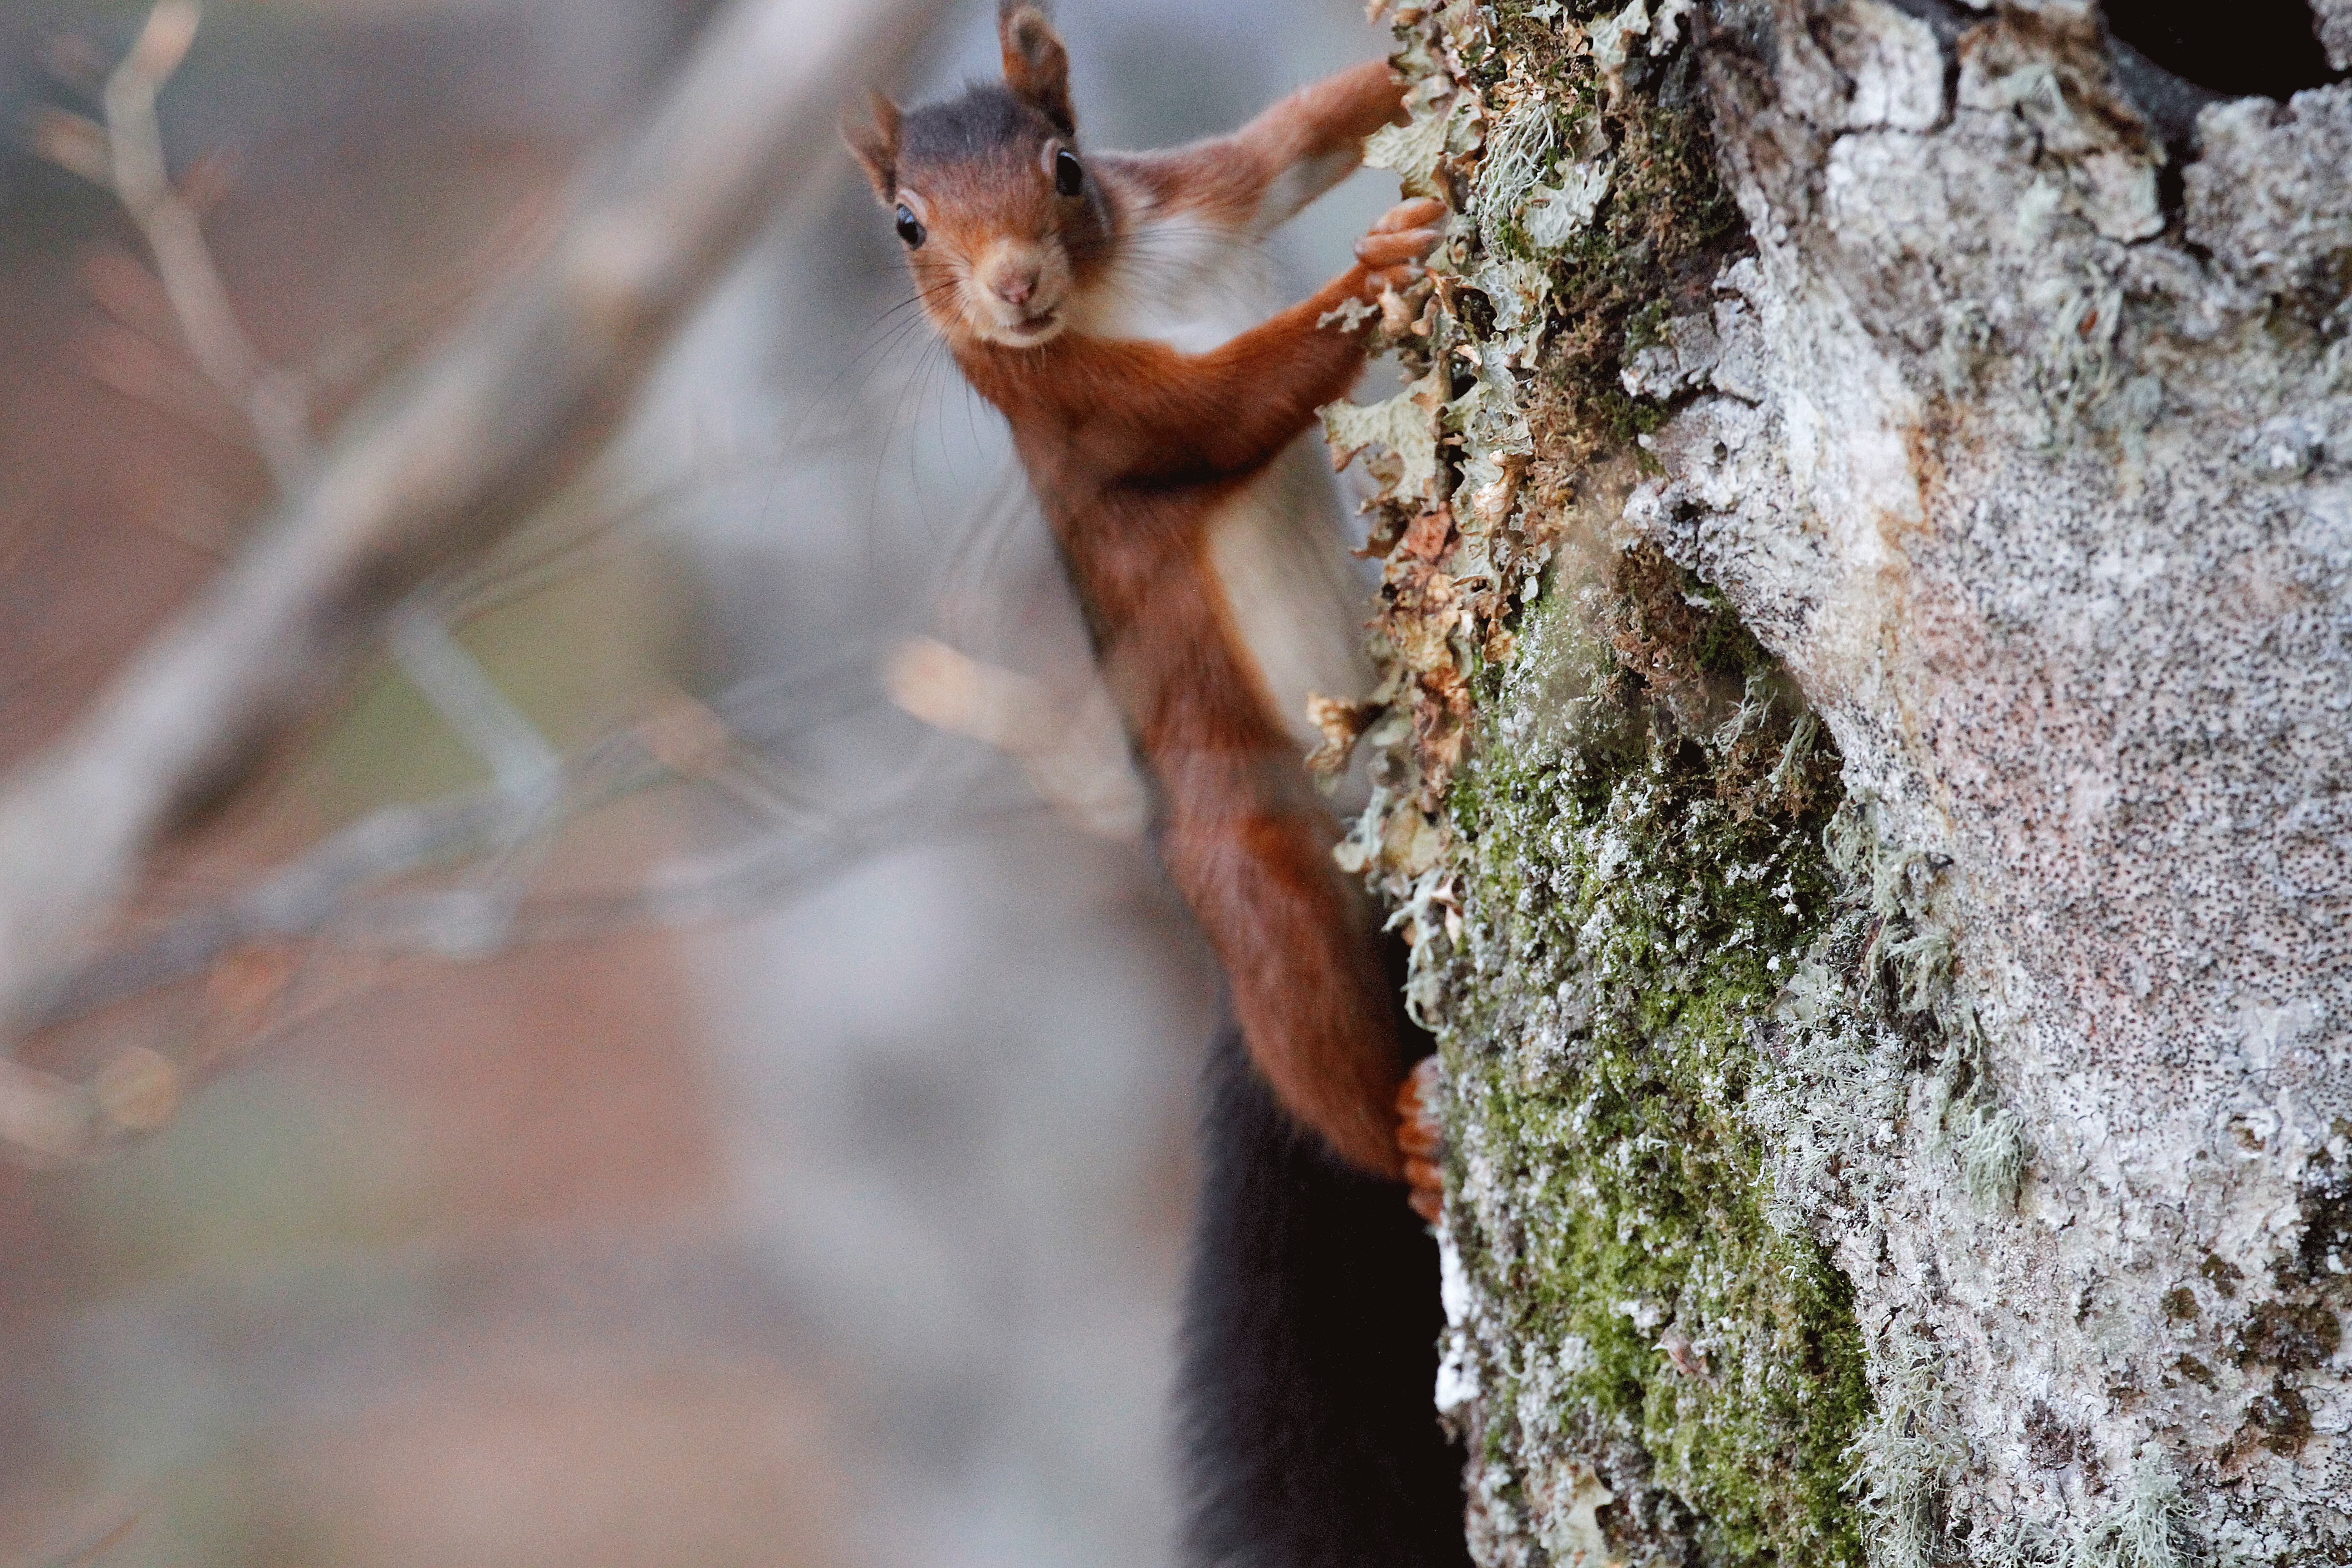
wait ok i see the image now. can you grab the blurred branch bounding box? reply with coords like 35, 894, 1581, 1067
100, 1, 312, 482
24, 1500, 144, 1568
388, 604, 563, 797
18, 671, 1033, 1111
0, 0, 953, 1156
887, 637, 1149, 841
36, 0, 312, 482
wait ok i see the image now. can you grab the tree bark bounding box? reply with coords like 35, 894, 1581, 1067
1333, 1, 2352, 1562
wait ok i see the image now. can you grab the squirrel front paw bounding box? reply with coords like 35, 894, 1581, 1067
1353, 197, 1446, 297
1396, 1053, 1446, 1225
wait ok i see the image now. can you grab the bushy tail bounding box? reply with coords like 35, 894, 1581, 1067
1176, 1025, 1471, 1568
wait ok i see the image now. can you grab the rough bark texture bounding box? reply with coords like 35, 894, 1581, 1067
1325, 0, 2352, 1563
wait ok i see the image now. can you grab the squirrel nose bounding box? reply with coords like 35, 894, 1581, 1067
994, 270, 1038, 308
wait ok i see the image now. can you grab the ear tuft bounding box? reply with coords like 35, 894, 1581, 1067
998, 2, 1075, 136
840, 90, 901, 202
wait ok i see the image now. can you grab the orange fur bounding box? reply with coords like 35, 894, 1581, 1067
852, 4, 1437, 1179
1115, 61, 1408, 235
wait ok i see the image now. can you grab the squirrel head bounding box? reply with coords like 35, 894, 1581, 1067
843, 2, 1111, 350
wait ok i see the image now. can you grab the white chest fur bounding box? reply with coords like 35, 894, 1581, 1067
1072, 198, 1376, 755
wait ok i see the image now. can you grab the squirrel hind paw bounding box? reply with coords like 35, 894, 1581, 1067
1396, 1054, 1446, 1226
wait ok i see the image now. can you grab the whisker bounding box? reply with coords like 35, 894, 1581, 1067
782, 266, 981, 455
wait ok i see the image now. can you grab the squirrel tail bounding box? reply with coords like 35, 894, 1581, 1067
1176, 1024, 1472, 1568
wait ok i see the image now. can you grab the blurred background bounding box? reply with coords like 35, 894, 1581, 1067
0, 1, 1404, 1565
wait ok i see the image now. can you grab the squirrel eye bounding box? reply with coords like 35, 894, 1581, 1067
894, 204, 925, 247
1054, 148, 1084, 198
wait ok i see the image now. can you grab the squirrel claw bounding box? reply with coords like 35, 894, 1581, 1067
1396, 1055, 1446, 1226
1367, 196, 1447, 235
1354, 227, 1441, 270
1354, 201, 1444, 304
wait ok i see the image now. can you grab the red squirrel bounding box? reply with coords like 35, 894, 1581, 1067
844, 3, 1443, 1188
847, 15, 1469, 1566
847, 15, 1467, 1568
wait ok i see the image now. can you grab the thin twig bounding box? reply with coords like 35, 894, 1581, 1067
22, 1501, 144, 1568
387, 605, 564, 797
98, 0, 313, 484
70, 6, 600, 794
19, 672, 1026, 1040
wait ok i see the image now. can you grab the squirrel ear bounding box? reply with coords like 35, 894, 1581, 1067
840, 91, 902, 203
998, 2, 1075, 136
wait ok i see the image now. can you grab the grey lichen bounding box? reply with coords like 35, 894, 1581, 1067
1956, 1106, 2028, 1215
2068, 1460, 2202, 1568
1845, 1328, 1970, 1568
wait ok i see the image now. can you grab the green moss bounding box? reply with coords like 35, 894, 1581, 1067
1441, 545, 1871, 1567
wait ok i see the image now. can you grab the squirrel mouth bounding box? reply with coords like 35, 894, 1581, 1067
996, 309, 1062, 343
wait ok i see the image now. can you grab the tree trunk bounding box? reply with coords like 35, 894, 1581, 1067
1332, 1, 2352, 1563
